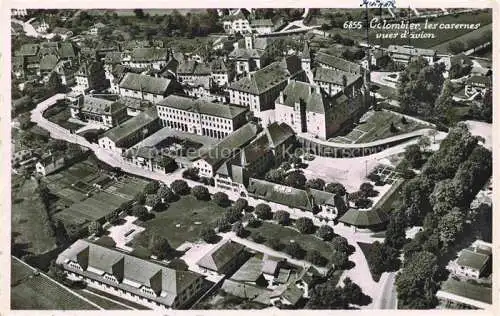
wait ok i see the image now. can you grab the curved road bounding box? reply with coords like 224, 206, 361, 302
31, 94, 398, 309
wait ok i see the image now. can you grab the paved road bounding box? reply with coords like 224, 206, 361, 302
31, 94, 400, 309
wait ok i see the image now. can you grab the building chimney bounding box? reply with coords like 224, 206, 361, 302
279, 91, 284, 104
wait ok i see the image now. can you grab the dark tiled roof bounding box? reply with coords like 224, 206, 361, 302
250, 19, 274, 27
264, 122, 295, 148
58, 42, 76, 59
228, 48, 263, 60
439, 278, 492, 304
230, 256, 263, 282
313, 67, 362, 86
130, 47, 169, 62
177, 61, 211, 75
229, 56, 303, 95
119, 73, 175, 95
100, 107, 158, 144
79, 95, 127, 115
309, 189, 336, 206
278, 80, 327, 114
158, 95, 247, 119
247, 178, 313, 211
315, 52, 362, 74
56, 239, 202, 307
466, 75, 492, 87
39, 54, 59, 71
387, 45, 435, 57
210, 58, 228, 73
281, 284, 304, 305
196, 240, 245, 272
338, 208, 389, 227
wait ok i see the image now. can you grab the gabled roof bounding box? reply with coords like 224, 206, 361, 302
301, 42, 311, 59
229, 56, 304, 95
277, 80, 328, 114
247, 178, 313, 211
281, 284, 304, 305
130, 47, 169, 62
310, 189, 336, 206
210, 58, 228, 73
387, 45, 435, 57
56, 239, 202, 307
313, 67, 362, 86
100, 107, 158, 145
104, 52, 123, 64
196, 240, 245, 272
119, 73, 175, 95
58, 42, 76, 59
315, 52, 362, 74
78, 95, 127, 116
158, 95, 248, 119
229, 47, 263, 60
177, 60, 211, 75
16, 44, 39, 56
250, 19, 274, 27
39, 54, 59, 71
231, 256, 264, 282
264, 122, 295, 148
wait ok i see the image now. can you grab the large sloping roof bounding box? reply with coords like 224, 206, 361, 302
130, 47, 169, 62
119, 73, 175, 95
100, 107, 158, 144
314, 52, 362, 74
196, 240, 245, 272
387, 45, 435, 57
456, 248, 491, 271
247, 178, 313, 211
158, 95, 247, 119
313, 67, 362, 86
338, 208, 389, 227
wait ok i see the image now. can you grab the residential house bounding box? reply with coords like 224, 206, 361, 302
228, 55, 307, 119
222, 10, 251, 34
156, 94, 248, 139
210, 58, 232, 87
98, 108, 160, 154
122, 47, 170, 70
89, 22, 106, 36
250, 19, 274, 34
230, 256, 269, 287
196, 240, 248, 275
465, 75, 492, 98
386, 45, 436, 65
118, 73, 182, 103
95, 41, 120, 60
36, 149, 87, 176
193, 122, 259, 178
69, 94, 128, 128
52, 27, 74, 40
274, 80, 364, 140
56, 239, 204, 310
75, 61, 107, 94
338, 208, 389, 232
448, 241, 492, 279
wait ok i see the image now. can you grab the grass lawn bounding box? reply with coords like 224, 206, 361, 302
11, 176, 58, 255
82, 287, 152, 310
245, 222, 337, 266
431, 23, 492, 54
131, 195, 227, 249
373, 84, 398, 100
46, 107, 83, 131
77, 290, 130, 310
372, 179, 406, 213
357, 242, 381, 282
11, 258, 98, 310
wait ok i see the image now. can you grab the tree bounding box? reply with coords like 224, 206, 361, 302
395, 251, 439, 309
224, 207, 242, 224
148, 234, 172, 260
343, 278, 363, 305
273, 210, 290, 225
157, 185, 175, 203
437, 209, 465, 249
418, 136, 431, 153
367, 241, 386, 277
213, 192, 230, 207
145, 194, 162, 211
325, 182, 347, 196
182, 167, 199, 181
144, 181, 160, 195
233, 198, 248, 212
216, 217, 231, 232
448, 40, 465, 54
133, 9, 145, 19
331, 236, 351, 254
385, 211, 407, 249
435, 80, 454, 121
306, 278, 348, 309
170, 179, 189, 195
255, 203, 272, 220
48, 260, 66, 283
296, 217, 314, 234
317, 225, 334, 241
404, 144, 423, 168
47, 72, 64, 94
105, 210, 119, 225
232, 221, 245, 237
332, 250, 349, 269
284, 171, 306, 189
306, 178, 326, 190
88, 221, 103, 236
285, 242, 305, 259
200, 227, 217, 243
247, 216, 261, 228
359, 182, 375, 197
280, 161, 291, 171
160, 156, 177, 173
306, 250, 326, 266
191, 185, 210, 201
131, 205, 149, 220
268, 238, 282, 250
389, 122, 398, 133
290, 155, 302, 168
265, 168, 285, 183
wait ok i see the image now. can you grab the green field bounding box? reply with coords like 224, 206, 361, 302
77, 290, 131, 310
357, 242, 382, 282
11, 258, 98, 310
11, 176, 58, 255
431, 23, 492, 54
131, 195, 227, 249
331, 111, 427, 144
46, 108, 83, 131
245, 222, 337, 266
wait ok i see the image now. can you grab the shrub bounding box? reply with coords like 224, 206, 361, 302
232, 221, 245, 237
325, 182, 347, 196
296, 217, 315, 234
317, 225, 334, 241
171, 179, 190, 195
216, 217, 231, 232
247, 216, 261, 228
213, 192, 230, 207
157, 185, 175, 203
268, 238, 283, 250
233, 198, 249, 212
285, 242, 305, 259
255, 203, 272, 220
144, 180, 160, 195
200, 227, 217, 243
306, 250, 327, 266
148, 235, 172, 260
306, 178, 326, 190
274, 210, 290, 225
131, 205, 149, 220
225, 207, 242, 224
252, 232, 266, 243
191, 185, 210, 201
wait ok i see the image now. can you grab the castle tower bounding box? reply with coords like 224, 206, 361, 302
300, 42, 311, 72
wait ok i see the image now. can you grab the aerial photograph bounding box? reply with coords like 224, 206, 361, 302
9, 7, 492, 311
